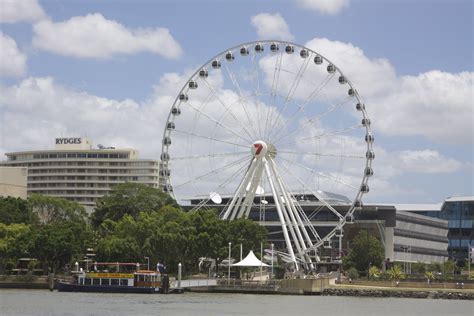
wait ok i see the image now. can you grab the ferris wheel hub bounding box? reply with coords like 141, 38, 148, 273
251, 140, 268, 157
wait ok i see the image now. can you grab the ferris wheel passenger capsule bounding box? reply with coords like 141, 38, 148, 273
211, 59, 221, 69
348, 88, 355, 96
356, 103, 365, 111
171, 106, 181, 115
327, 64, 336, 73
285, 45, 294, 54
338, 76, 347, 84
199, 69, 208, 78
188, 80, 198, 89
178, 93, 188, 101
160, 153, 170, 161
300, 49, 308, 58
354, 200, 363, 208
240, 46, 249, 55
366, 150, 375, 160
270, 42, 279, 52
255, 43, 264, 52
160, 169, 171, 177
163, 185, 173, 193
365, 134, 374, 143
365, 167, 374, 177
225, 51, 235, 61
314, 55, 323, 64
361, 118, 371, 126
163, 137, 172, 145
360, 184, 369, 193
166, 122, 175, 130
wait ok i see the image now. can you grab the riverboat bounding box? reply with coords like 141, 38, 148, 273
57, 262, 165, 293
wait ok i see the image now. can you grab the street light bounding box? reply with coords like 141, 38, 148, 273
271, 243, 274, 279
228, 242, 232, 285
144, 257, 150, 270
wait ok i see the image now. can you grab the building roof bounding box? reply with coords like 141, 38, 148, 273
445, 196, 474, 202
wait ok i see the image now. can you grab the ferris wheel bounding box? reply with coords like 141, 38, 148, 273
160, 40, 374, 270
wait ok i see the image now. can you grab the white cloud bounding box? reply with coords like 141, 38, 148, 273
263, 37, 473, 145
0, 32, 27, 77
297, 0, 350, 15
251, 13, 294, 41
394, 149, 462, 174
32, 13, 183, 59
0, 0, 46, 23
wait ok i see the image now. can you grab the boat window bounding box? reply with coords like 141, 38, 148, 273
120, 279, 128, 286
85, 278, 91, 285
111, 279, 119, 286
139, 275, 145, 282
101, 278, 110, 285
93, 278, 100, 285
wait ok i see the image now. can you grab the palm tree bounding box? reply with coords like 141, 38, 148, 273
388, 265, 405, 286
425, 271, 435, 287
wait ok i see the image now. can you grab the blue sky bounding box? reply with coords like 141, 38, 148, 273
0, 0, 472, 204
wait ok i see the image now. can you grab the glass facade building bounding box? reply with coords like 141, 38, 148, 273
411, 196, 474, 264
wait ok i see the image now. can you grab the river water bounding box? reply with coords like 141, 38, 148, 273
1, 289, 472, 316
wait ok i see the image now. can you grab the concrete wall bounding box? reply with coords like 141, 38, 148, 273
0, 167, 27, 199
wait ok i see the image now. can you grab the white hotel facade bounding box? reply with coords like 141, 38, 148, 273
0, 137, 160, 211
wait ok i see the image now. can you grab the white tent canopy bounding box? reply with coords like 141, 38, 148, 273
232, 250, 269, 267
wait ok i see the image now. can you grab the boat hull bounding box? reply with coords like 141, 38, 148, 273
57, 282, 160, 294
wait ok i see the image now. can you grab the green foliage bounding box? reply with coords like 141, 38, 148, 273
347, 267, 359, 280
342, 230, 384, 275
425, 271, 435, 283
388, 264, 405, 281
0, 196, 38, 225
412, 261, 427, 274
91, 183, 177, 227
28, 194, 87, 224
96, 207, 267, 274
369, 265, 380, 280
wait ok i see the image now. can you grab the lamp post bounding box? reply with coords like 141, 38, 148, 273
271, 243, 274, 280
144, 257, 150, 270
228, 242, 232, 285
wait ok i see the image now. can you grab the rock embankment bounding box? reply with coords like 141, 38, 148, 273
323, 288, 474, 300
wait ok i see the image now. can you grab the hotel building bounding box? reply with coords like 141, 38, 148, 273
0, 137, 160, 212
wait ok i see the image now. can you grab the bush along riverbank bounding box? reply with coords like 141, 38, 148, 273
323, 288, 474, 300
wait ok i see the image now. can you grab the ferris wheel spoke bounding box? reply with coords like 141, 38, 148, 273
278, 155, 358, 191
172, 129, 249, 148
268, 72, 335, 143
201, 78, 255, 141
262, 51, 284, 140
224, 64, 260, 137
265, 53, 312, 141
276, 123, 362, 148
185, 100, 252, 144
174, 155, 252, 189
278, 150, 365, 160
171, 151, 249, 161
251, 51, 264, 139
272, 95, 353, 147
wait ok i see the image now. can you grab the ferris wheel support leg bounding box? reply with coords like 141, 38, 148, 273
263, 158, 298, 271
242, 159, 265, 218
268, 158, 312, 269
223, 158, 258, 220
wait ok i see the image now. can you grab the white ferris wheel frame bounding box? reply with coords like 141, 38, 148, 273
160, 40, 374, 271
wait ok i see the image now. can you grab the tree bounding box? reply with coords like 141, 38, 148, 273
91, 183, 177, 227
388, 264, 405, 283
28, 194, 87, 224
0, 223, 33, 273
342, 230, 384, 275
0, 196, 37, 225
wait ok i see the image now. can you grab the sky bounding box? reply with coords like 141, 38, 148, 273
0, 0, 472, 205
